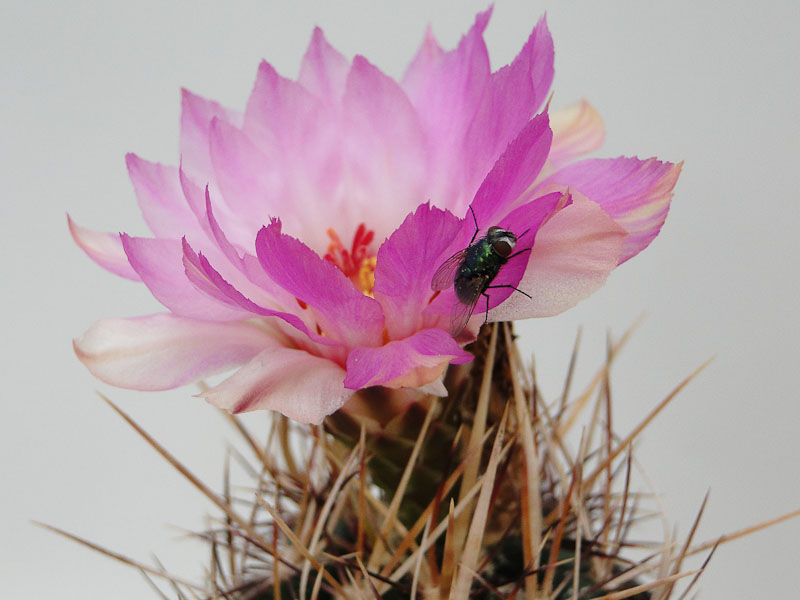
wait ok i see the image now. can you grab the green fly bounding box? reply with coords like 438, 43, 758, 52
431, 206, 532, 336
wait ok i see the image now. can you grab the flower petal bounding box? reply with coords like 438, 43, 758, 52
67, 215, 139, 281
209, 117, 277, 235
372, 202, 462, 339
180, 88, 240, 180
242, 60, 343, 252
488, 195, 626, 321
342, 55, 428, 237
548, 100, 605, 169
538, 157, 682, 262
201, 347, 351, 424
181, 237, 342, 351
256, 220, 385, 347
74, 313, 273, 390
298, 27, 350, 103
401, 25, 444, 101
422, 191, 567, 334
344, 328, 472, 390
401, 9, 491, 208
470, 112, 552, 227
121, 234, 245, 320
126, 154, 202, 239
462, 16, 554, 199
486, 191, 570, 308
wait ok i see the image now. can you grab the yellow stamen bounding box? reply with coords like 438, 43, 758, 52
358, 256, 377, 298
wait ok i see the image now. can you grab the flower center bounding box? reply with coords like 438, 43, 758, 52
324, 223, 377, 296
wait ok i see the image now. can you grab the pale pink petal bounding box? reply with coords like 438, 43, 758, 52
242, 61, 344, 252
344, 328, 472, 390
470, 112, 552, 227
74, 313, 274, 390
462, 16, 554, 199
201, 186, 241, 267
488, 195, 626, 321
401, 9, 491, 137
181, 237, 343, 352
121, 234, 245, 321
200, 189, 302, 309
208, 117, 283, 244
201, 347, 351, 424
67, 215, 139, 281
180, 88, 241, 180
126, 154, 203, 239
244, 60, 323, 148
178, 166, 215, 235
401, 9, 491, 208
372, 203, 463, 339
256, 220, 385, 348
537, 157, 682, 262
342, 55, 428, 234
548, 100, 605, 169
400, 25, 444, 102
298, 27, 350, 103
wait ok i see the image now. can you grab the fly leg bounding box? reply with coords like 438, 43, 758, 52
468, 206, 480, 246
481, 285, 531, 328
485, 284, 532, 299
507, 247, 532, 261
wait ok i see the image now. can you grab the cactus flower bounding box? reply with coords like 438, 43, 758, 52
71, 9, 680, 423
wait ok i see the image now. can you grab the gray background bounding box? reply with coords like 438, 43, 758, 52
2, 0, 798, 597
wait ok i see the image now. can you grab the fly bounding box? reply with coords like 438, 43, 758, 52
431, 206, 532, 336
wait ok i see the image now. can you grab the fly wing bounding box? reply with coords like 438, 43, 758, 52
449, 276, 486, 337
431, 249, 467, 291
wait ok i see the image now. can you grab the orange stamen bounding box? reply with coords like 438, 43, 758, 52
324, 223, 377, 296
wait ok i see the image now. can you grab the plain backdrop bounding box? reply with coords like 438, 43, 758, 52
2, 1, 798, 597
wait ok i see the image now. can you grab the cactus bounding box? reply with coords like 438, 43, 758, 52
47, 322, 740, 599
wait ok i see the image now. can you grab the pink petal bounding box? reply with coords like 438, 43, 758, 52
462, 16, 554, 199
488, 195, 626, 321
180, 88, 241, 180
179, 168, 254, 255
344, 328, 472, 390
372, 203, 463, 339
245, 60, 323, 147
401, 9, 491, 138
200, 189, 302, 309
126, 154, 203, 239
548, 100, 606, 169
74, 313, 274, 390
298, 27, 350, 103
256, 220, 385, 348
470, 112, 552, 227
67, 215, 140, 281
201, 347, 351, 424
538, 157, 682, 262
342, 55, 428, 234
401, 25, 444, 101
181, 237, 342, 352
401, 9, 491, 208
178, 166, 215, 235
242, 61, 344, 252
121, 234, 245, 321
208, 117, 284, 243
485, 191, 570, 308
422, 191, 566, 332
201, 186, 241, 267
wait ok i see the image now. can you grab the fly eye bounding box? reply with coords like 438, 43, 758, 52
492, 239, 513, 257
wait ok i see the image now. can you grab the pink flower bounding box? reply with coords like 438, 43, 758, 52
71, 10, 681, 424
